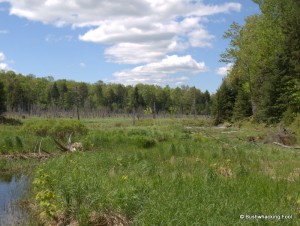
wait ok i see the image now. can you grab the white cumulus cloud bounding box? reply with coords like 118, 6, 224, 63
0, 51, 13, 71
0, 63, 8, 71
1, 0, 241, 64
112, 55, 207, 85
216, 63, 233, 76
0, 52, 5, 61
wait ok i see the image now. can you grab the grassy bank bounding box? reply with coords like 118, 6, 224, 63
0, 117, 88, 154
25, 118, 300, 225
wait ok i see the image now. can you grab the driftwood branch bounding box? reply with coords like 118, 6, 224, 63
273, 142, 300, 149
53, 138, 70, 152
53, 138, 83, 152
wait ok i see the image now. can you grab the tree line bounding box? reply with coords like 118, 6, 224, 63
2, 0, 298, 124
212, 0, 300, 124
0, 70, 211, 118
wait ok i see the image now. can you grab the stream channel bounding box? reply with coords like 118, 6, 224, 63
0, 173, 30, 226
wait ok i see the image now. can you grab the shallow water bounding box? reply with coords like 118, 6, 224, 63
0, 174, 29, 226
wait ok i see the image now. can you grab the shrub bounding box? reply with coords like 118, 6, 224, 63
50, 120, 88, 139
21, 120, 51, 137
15, 136, 23, 149
3, 137, 14, 149
290, 114, 300, 128
289, 114, 300, 139
282, 108, 297, 126
135, 137, 156, 149
22, 119, 89, 139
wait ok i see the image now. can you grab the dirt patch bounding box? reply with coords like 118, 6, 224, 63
89, 211, 130, 226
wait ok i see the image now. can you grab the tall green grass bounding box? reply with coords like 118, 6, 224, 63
0, 119, 88, 154
30, 118, 300, 225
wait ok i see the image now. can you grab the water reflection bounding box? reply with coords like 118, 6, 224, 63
0, 174, 29, 226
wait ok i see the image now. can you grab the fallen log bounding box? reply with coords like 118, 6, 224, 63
53, 138, 70, 152
1, 152, 56, 161
273, 142, 300, 149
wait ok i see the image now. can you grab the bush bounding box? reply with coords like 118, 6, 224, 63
4, 137, 14, 149
15, 136, 23, 149
290, 114, 300, 128
50, 120, 88, 139
289, 114, 300, 139
282, 108, 297, 126
22, 119, 88, 139
135, 137, 156, 149
0, 117, 22, 125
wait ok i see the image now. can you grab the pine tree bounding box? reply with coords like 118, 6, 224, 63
232, 83, 252, 121
49, 82, 60, 104
212, 79, 236, 123
282, 0, 300, 114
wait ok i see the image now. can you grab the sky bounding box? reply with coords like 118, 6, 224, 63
0, 0, 260, 92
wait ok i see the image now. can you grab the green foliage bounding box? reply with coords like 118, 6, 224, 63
232, 90, 251, 120
0, 81, 6, 116
282, 107, 297, 126
0, 71, 212, 116
289, 114, 300, 137
215, 0, 300, 123
30, 118, 300, 225
136, 137, 157, 149
0, 117, 22, 125
33, 168, 61, 219
15, 136, 23, 149
22, 119, 88, 139
4, 137, 14, 149
212, 79, 236, 124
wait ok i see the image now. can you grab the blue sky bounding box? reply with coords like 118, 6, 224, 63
0, 0, 259, 92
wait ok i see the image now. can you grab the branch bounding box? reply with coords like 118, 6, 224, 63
53, 138, 70, 152
273, 142, 300, 150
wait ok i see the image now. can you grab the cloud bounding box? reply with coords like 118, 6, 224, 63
1, 1, 241, 26
79, 62, 86, 68
104, 39, 187, 64
0, 51, 13, 71
112, 55, 207, 85
216, 63, 233, 76
0, 63, 8, 71
188, 29, 215, 47
1, 0, 242, 64
0, 52, 5, 61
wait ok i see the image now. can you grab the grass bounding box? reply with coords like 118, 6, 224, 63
20, 117, 299, 225
0, 118, 88, 154
0, 116, 299, 225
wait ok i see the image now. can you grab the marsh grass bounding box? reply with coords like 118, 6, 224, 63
0, 119, 88, 154
26, 118, 300, 225
1, 117, 299, 224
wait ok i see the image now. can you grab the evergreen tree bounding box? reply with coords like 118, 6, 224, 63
216, 0, 300, 123
212, 79, 236, 123
49, 82, 60, 105
281, 0, 300, 114
232, 83, 252, 121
